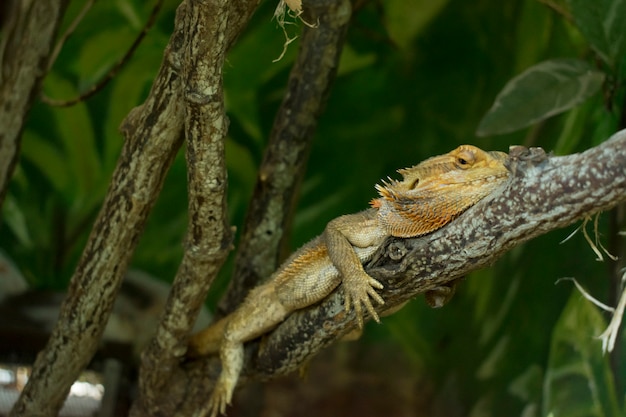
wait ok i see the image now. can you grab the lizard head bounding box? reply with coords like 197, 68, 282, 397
371, 145, 510, 237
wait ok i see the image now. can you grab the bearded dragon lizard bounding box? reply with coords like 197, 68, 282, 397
187, 145, 509, 417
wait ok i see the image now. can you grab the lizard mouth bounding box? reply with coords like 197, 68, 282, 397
444, 171, 510, 185
376, 170, 509, 196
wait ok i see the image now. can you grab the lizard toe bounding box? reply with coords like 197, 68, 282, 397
343, 272, 385, 327
363, 298, 381, 323
205, 380, 232, 417
366, 285, 385, 306
353, 301, 364, 328
367, 276, 384, 290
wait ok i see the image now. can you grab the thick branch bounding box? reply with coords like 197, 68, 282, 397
0, 0, 68, 207
131, 0, 264, 414
180, 130, 626, 392
251, 130, 626, 377
130, 0, 234, 413
219, 0, 353, 314
10, 8, 187, 417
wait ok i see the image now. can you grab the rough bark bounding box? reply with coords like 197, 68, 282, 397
0, 0, 68, 207
130, 0, 267, 413
9, 0, 262, 413
130, 0, 233, 414
180, 130, 626, 403
219, 0, 353, 315
9, 8, 187, 417
11, 0, 265, 412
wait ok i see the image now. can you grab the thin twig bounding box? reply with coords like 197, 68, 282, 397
556, 277, 615, 313
581, 216, 606, 261
594, 212, 618, 260
42, 0, 163, 107
46, 0, 97, 72
599, 282, 626, 353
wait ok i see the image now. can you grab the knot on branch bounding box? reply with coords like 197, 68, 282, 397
506, 145, 550, 176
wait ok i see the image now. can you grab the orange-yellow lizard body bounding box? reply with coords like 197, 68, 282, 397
188, 145, 509, 417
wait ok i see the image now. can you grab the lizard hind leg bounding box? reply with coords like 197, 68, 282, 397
187, 316, 229, 358
203, 284, 291, 416
202, 339, 244, 417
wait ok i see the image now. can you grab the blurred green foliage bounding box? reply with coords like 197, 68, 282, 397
1, 0, 625, 415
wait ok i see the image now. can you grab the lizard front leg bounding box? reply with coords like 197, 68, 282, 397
322, 211, 389, 328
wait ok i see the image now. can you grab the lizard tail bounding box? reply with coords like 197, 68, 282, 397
187, 316, 229, 358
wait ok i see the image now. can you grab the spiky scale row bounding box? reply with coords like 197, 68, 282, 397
373, 145, 509, 237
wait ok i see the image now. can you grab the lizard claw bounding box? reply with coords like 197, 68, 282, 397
343, 273, 384, 328
200, 376, 233, 417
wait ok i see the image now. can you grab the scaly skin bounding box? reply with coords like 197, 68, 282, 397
187, 145, 509, 417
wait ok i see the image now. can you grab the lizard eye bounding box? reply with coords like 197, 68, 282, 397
408, 179, 419, 189
455, 150, 475, 168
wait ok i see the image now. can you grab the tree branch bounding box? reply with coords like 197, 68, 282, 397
130, 0, 233, 413
10, 6, 187, 417
254, 130, 626, 377
0, 0, 68, 207
181, 130, 626, 396
130, 0, 264, 414
11, 0, 265, 412
219, 0, 353, 315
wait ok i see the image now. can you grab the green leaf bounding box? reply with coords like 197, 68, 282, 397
384, 0, 449, 49
44, 72, 102, 205
21, 130, 71, 195
337, 44, 377, 76
553, 97, 595, 155
543, 292, 621, 417
509, 365, 543, 404
74, 27, 137, 87
476, 59, 605, 136
567, 0, 626, 68
224, 9, 299, 144
2, 194, 33, 248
